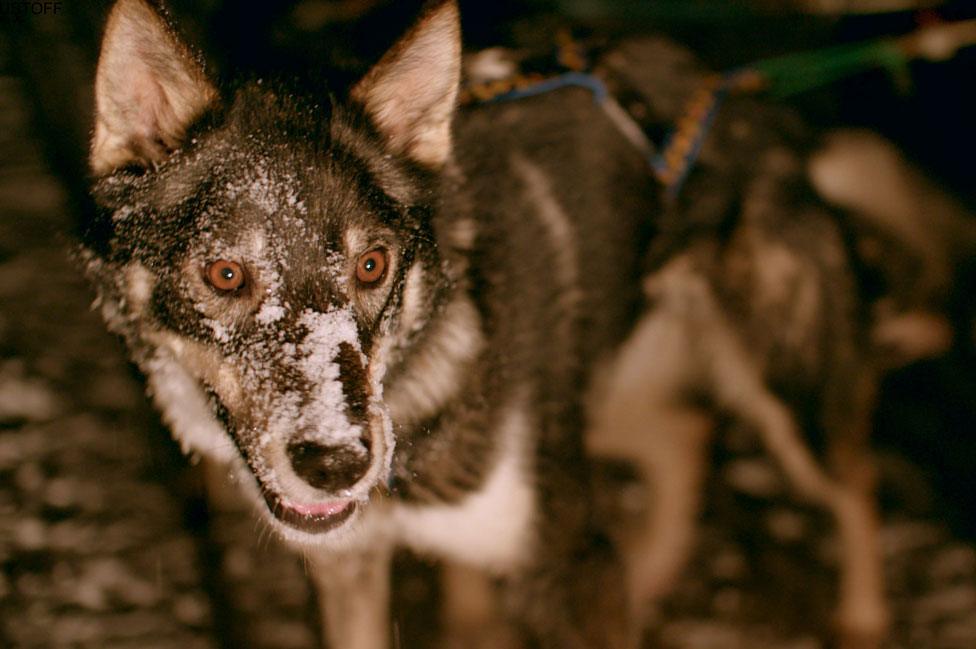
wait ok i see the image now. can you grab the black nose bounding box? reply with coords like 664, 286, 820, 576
287, 441, 370, 492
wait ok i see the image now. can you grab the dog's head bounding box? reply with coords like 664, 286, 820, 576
85, 0, 462, 544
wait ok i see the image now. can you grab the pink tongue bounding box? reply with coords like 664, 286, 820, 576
288, 500, 351, 517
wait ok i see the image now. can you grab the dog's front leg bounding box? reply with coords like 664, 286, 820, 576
825, 373, 888, 649
440, 561, 521, 649
306, 545, 393, 649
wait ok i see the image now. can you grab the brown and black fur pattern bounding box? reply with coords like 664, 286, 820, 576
83, 1, 656, 648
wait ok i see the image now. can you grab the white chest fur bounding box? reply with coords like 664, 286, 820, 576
392, 403, 536, 574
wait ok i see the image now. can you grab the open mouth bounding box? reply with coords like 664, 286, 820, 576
261, 490, 357, 534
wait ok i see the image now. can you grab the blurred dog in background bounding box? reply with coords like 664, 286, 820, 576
587, 36, 975, 648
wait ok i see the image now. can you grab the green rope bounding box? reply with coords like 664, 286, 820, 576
752, 38, 909, 98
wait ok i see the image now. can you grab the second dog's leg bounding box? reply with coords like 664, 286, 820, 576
589, 403, 712, 610
586, 309, 712, 613
826, 376, 888, 649
718, 350, 887, 647
627, 406, 712, 608
831, 477, 887, 649
306, 545, 392, 649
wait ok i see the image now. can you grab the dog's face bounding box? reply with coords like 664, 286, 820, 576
84, 0, 461, 544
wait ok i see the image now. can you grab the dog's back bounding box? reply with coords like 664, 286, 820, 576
456, 90, 655, 379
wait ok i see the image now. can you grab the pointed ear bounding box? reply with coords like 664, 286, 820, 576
351, 0, 461, 168
90, 0, 217, 175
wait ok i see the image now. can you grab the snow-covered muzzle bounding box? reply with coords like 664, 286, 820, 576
87, 89, 421, 543
220, 306, 393, 537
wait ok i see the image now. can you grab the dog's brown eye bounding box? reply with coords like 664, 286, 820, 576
356, 249, 387, 285
205, 260, 246, 292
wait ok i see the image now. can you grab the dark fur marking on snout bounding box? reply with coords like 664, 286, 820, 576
335, 341, 370, 424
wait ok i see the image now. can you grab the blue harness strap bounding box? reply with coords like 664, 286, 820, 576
460, 19, 976, 201
481, 71, 609, 104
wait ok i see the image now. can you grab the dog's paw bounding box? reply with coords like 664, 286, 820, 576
833, 628, 884, 649
438, 626, 522, 649
833, 604, 888, 649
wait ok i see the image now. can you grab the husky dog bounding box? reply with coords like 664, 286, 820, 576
588, 38, 975, 649
83, 0, 657, 647
81, 0, 973, 645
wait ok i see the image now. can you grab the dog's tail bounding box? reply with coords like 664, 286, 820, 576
808, 130, 976, 363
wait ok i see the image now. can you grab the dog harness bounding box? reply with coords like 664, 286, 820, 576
460, 18, 976, 201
